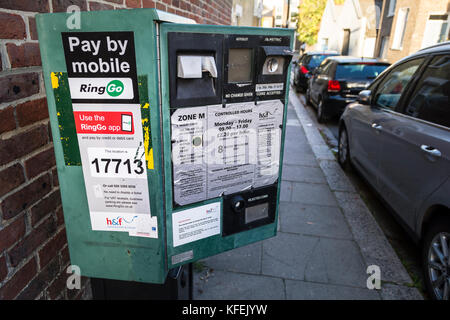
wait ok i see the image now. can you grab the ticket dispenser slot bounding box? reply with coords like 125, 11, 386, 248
168, 33, 223, 107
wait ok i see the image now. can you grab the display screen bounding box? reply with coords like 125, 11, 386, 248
228, 48, 253, 83
245, 203, 269, 224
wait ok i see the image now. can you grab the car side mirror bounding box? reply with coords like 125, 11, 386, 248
358, 90, 372, 105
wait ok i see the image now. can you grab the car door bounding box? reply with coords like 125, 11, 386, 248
376, 54, 450, 229
348, 59, 423, 187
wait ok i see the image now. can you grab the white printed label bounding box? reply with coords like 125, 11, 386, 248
69, 78, 134, 100
255, 83, 284, 92
172, 202, 221, 247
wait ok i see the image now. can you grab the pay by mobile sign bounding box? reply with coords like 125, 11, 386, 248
62, 32, 157, 238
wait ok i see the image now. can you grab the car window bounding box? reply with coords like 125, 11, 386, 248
335, 63, 389, 80
403, 55, 450, 128
321, 60, 333, 75
373, 58, 424, 110
307, 55, 331, 68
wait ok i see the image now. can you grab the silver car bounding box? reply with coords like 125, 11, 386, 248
338, 42, 450, 300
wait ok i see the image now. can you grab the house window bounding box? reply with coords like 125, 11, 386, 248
421, 13, 450, 48
391, 8, 409, 50
387, 0, 396, 17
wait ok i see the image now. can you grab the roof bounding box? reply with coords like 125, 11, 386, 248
324, 56, 390, 64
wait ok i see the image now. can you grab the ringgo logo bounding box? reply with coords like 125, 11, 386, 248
106, 80, 124, 97
68, 77, 134, 100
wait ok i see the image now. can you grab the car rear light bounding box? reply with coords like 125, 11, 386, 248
300, 65, 309, 74
327, 80, 341, 92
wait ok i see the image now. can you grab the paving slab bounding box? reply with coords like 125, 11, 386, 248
261, 232, 318, 281
278, 201, 353, 240
285, 280, 380, 300
281, 164, 327, 184
199, 241, 262, 275
291, 182, 338, 207
194, 270, 286, 300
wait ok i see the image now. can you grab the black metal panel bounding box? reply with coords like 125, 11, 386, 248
222, 184, 278, 237
168, 32, 224, 108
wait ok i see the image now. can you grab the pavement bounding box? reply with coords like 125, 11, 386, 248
192, 86, 423, 300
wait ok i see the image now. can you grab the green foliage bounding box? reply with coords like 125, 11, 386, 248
296, 0, 328, 45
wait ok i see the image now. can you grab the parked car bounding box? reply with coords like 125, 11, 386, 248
293, 51, 338, 92
306, 56, 390, 123
338, 42, 450, 300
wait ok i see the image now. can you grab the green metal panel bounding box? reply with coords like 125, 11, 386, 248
37, 9, 168, 283
159, 23, 295, 268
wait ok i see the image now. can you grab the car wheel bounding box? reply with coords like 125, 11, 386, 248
317, 98, 327, 123
338, 125, 351, 170
422, 216, 450, 300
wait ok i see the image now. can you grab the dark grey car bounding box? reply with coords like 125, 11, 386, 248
338, 42, 450, 300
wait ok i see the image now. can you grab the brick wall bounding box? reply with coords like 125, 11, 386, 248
0, 0, 232, 300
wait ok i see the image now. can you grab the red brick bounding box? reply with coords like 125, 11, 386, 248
55, 205, 65, 226
38, 229, 67, 268
61, 246, 70, 267
52, 0, 88, 12
0, 163, 25, 197
160, 0, 171, 5
0, 255, 7, 282
89, 1, 115, 10
0, 0, 50, 12
142, 0, 155, 8
52, 168, 59, 187
1, 173, 52, 220
16, 255, 60, 300
16, 98, 48, 127
6, 43, 42, 68
0, 215, 26, 252
28, 17, 38, 40
30, 190, 61, 226
8, 215, 57, 267
0, 73, 40, 104
0, 258, 37, 299
155, 2, 166, 10
0, 124, 48, 166
125, 0, 141, 8
104, 0, 123, 3
0, 12, 26, 39
25, 148, 56, 179
47, 268, 69, 299
0, 106, 16, 134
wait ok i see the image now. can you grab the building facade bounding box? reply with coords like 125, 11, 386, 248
316, 0, 382, 57
375, 0, 450, 63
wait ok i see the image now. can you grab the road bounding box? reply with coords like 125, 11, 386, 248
293, 88, 427, 297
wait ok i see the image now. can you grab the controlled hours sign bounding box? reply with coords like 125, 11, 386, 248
171, 100, 284, 206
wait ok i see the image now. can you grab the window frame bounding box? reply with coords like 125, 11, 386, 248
369, 56, 428, 112
387, 0, 397, 17
398, 53, 450, 129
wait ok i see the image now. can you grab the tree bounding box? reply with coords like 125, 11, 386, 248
296, 0, 328, 46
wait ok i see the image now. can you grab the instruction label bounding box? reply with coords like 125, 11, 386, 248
73, 104, 157, 237
171, 100, 284, 206
172, 201, 221, 247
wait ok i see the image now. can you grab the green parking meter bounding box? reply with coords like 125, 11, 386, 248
37, 8, 294, 284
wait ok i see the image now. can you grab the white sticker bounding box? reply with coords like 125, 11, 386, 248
172, 202, 221, 247
73, 104, 156, 237
255, 83, 284, 92
69, 78, 134, 100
